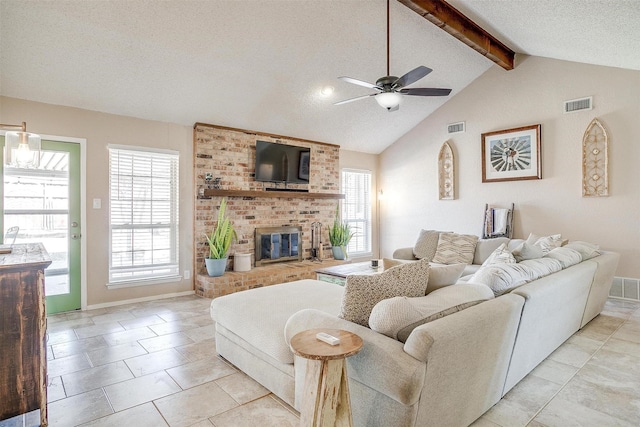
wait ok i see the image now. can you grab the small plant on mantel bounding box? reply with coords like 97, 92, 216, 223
328, 204, 354, 260
204, 198, 237, 276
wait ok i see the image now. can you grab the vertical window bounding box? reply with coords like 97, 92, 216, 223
108, 145, 179, 285
341, 169, 372, 256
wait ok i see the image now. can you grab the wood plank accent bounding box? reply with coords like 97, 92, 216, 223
202, 189, 345, 200
399, 0, 515, 70
193, 122, 340, 149
0, 243, 52, 426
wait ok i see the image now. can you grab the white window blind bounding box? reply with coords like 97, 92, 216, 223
341, 169, 372, 256
109, 146, 179, 284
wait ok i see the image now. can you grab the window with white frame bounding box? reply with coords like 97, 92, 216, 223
341, 169, 372, 256
108, 145, 179, 285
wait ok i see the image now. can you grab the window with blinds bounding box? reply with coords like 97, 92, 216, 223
108, 146, 179, 285
341, 169, 372, 256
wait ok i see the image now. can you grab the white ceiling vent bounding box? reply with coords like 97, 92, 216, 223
564, 96, 593, 114
447, 121, 465, 134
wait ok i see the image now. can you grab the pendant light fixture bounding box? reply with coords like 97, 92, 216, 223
1, 122, 41, 168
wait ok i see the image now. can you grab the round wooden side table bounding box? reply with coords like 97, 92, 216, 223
290, 328, 363, 427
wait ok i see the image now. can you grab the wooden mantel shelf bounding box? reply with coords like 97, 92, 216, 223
202, 189, 345, 200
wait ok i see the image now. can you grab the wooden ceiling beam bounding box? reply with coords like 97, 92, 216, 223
398, 0, 515, 70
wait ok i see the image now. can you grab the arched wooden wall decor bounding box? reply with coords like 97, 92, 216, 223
582, 118, 609, 197
438, 141, 455, 200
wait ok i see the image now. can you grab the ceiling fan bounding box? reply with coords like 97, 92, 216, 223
334, 0, 452, 112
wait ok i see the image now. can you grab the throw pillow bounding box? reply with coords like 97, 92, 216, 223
481, 243, 517, 266
339, 259, 430, 327
369, 284, 494, 342
512, 241, 544, 262
412, 229, 441, 261
425, 263, 467, 294
431, 232, 479, 265
467, 263, 535, 296
527, 233, 563, 255
544, 247, 582, 268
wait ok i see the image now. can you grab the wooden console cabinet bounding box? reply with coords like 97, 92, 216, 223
0, 243, 52, 426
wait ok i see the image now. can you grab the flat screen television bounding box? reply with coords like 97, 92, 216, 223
255, 140, 310, 184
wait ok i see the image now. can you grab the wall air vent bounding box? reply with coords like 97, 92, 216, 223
564, 96, 593, 114
447, 121, 465, 134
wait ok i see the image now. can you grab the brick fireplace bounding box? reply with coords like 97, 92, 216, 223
194, 123, 344, 298
255, 226, 303, 266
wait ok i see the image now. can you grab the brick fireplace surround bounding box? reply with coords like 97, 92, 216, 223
194, 123, 346, 298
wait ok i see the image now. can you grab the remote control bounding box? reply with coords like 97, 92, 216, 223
316, 332, 340, 346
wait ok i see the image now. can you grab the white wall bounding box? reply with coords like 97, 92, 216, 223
379, 56, 640, 278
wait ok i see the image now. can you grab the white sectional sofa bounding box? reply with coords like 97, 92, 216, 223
210, 235, 619, 427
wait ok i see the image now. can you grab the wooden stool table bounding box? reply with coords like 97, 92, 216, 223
290, 328, 363, 427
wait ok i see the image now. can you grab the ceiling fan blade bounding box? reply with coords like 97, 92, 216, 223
338, 76, 381, 90
393, 66, 432, 89
334, 94, 376, 106
400, 87, 452, 96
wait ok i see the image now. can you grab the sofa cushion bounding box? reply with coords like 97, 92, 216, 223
412, 229, 441, 260
432, 232, 479, 265
210, 279, 343, 365
564, 241, 601, 260
473, 237, 511, 265
482, 243, 517, 266
425, 263, 467, 294
339, 259, 430, 327
369, 284, 494, 342
544, 247, 583, 268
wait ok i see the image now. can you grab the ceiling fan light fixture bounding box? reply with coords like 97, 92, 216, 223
375, 92, 402, 110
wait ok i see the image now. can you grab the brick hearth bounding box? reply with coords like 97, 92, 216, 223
196, 259, 346, 299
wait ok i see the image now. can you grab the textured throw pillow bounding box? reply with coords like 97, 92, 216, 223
564, 241, 601, 260
339, 259, 430, 327
412, 230, 441, 260
369, 284, 494, 342
512, 241, 544, 262
425, 263, 467, 294
432, 232, 479, 265
481, 243, 517, 266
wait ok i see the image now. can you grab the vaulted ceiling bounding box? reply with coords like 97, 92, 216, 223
1, 1, 638, 154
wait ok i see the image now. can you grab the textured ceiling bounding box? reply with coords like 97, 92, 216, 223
1, 1, 638, 154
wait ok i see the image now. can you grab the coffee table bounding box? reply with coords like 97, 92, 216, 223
315, 261, 380, 286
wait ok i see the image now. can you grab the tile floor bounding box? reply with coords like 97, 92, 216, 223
1, 296, 639, 427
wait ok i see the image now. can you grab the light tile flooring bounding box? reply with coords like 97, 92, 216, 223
1, 296, 639, 427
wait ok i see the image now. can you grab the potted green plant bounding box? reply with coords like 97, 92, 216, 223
328, 204, 354, 260
204, 198, 237, 276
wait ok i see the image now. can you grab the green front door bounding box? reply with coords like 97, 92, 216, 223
1, 139, 82, 314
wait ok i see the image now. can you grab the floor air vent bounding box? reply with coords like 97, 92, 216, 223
447, 121, 465, 134
564, 96, 592, 113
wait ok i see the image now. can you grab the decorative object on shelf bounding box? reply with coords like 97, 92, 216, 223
582, 118, 609, 197
204, 198, 237, 277
438, 141, 455, 200
329, 204, 354, 260
233, 253, 252, 272
1, 121, 41, 168
205, 173, 221, 189
482, 203, 515, 239
481, 124, 542, 183
310, 222, 323, 261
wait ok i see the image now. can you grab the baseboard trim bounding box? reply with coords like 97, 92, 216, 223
609, 276, 640, 301
85, 290, 196, 311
